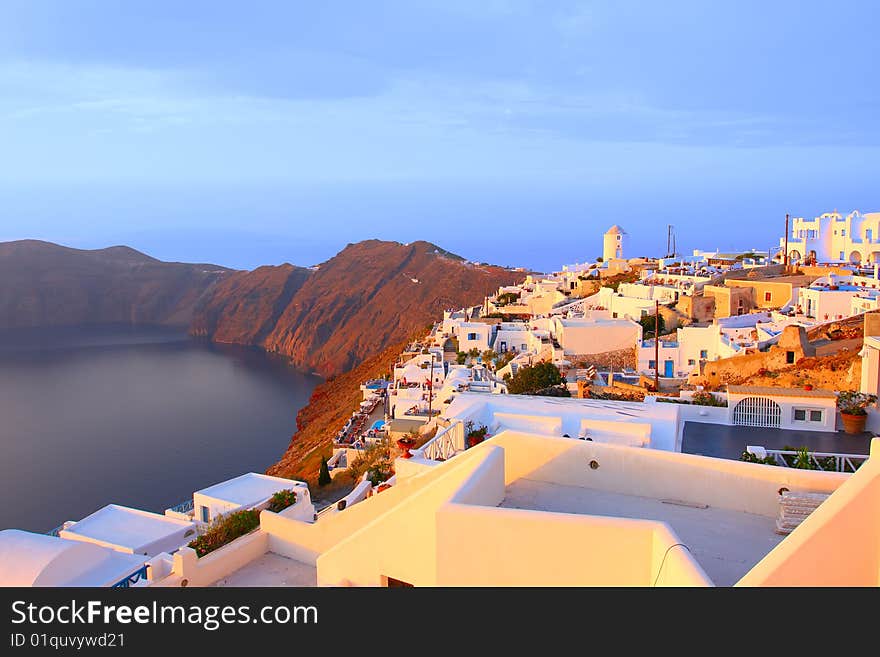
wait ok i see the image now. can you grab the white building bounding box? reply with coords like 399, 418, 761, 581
424, 392, 682, 452
550, 316, 642, 357
190, 473, 314, 525
796, 275, 864, 321
58, 504, 196, 557
727, 386, 838, 433
456, 322, 494, 353
782, 209, 880, 265
0, 529, 149, 587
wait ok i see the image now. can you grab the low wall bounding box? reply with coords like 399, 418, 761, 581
492, 432, 848, 517
315, 447, 506, 587
169, 531, 269, 587
263, 446, 496, 567
434, 504, 710, 586
673, 403, 729, 425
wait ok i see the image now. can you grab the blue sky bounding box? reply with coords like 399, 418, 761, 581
0, 1, 878, 271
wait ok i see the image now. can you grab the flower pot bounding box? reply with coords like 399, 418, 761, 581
804, 384, 813, 391
841, 412, 867, 435
396, 438, 416, 459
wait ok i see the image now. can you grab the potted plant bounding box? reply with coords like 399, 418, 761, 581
837, 391, 877, 434
465, 421, 489, 448
396, 435, 417, 458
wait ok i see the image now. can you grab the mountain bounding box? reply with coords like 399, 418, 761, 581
0, 240, 231, 329
192, 239, 525, 377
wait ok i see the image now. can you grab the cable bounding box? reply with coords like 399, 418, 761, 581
652, 542, 691, 587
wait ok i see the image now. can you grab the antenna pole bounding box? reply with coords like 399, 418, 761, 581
784, 213, 790, 272
654, 300, 660, 392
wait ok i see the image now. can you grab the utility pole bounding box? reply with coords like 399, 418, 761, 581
784, 213, 790, 272
653, 300, 660, 392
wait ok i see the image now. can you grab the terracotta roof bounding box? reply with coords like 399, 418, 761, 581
727, 385, 837, 399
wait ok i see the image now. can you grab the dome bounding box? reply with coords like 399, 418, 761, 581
605, 225, 626, 235
0, 529, 147, 587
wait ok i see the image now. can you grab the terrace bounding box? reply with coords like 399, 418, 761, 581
212, 552, 316, 587
500, 478, 784, 586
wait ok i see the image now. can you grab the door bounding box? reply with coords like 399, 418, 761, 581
664, 360, 674, 377
733, 397, 782, 428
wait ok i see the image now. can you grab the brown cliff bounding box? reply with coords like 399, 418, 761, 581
191, 239, 525, 377
0, 240, 231, 329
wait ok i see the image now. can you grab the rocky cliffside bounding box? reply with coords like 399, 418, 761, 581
191, 239, 525, 377
0, 240, 231, 329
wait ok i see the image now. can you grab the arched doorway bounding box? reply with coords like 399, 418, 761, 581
850, 251, 862, 264
808, 250, 818, 265
732, 397, 781, 428
788, 250, 801, 263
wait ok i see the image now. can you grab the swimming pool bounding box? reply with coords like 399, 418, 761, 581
370, 420, 386, 431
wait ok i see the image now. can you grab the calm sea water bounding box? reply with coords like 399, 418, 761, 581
0, 325, 320, 532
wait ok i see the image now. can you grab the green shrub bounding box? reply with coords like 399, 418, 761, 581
348, 438, 392, 482
740, 451, 777, 466
639, 313, 665, 336
188, 509, 261, 558
505, 361, 565, 395
690, 391, 727, 407
268, 489, 298, 512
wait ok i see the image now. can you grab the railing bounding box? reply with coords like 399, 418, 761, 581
750, 447, 869, 473
417, 420, 466, 462
45, 524, 65, 537
168, 499, 194, 514
111, 564, 149, 588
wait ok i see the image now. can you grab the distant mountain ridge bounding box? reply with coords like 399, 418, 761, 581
0, 238, 525, 377
191, 239, 525, 376
0, 240, 231, 329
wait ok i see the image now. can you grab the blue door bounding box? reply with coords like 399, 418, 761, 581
664, 360, 674, 378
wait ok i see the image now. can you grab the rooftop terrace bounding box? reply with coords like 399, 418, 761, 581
501, 478, 784, 586
212, 552, 316, 587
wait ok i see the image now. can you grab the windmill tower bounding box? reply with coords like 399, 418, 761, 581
603, 225, 626, 261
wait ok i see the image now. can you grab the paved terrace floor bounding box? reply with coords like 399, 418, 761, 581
501, 479, 785, 586
212, 553, 316, 587
682, 421, 872, 461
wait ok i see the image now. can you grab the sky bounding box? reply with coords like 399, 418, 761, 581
0, 1, 878, 271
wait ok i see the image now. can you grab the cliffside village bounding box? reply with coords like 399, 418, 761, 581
5, 209, 880, 588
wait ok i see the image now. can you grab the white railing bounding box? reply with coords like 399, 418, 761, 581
748, 446, 869, 472
415, 420, 466, 462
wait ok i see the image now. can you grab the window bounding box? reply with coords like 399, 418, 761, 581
521, 343, 527, 351
648, 360, 656, 370
201, 506, 210, 523
764, 291, 772, 302
794, 408, 823, 423
867, 229, 873, 242
840, 251, 845, 261
700, 350, 708, 359
841, 229, 846, 237
786, 351, 795, 364
467, 332, 477, 341
612, 312, 618, 318
687, 359, 696, 366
